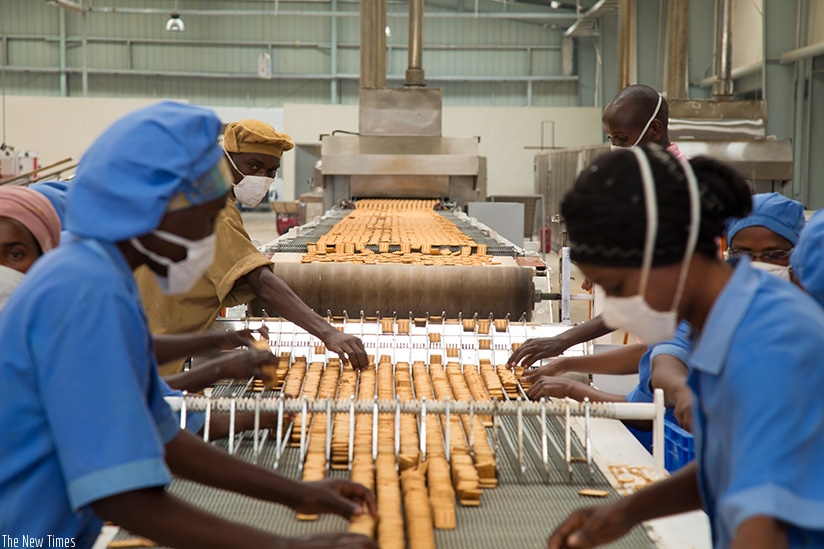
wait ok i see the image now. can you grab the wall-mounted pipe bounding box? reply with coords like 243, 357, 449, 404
712, 0, 734, 98
0, 65, 580, 83
405, 0, 425, 86
617, 0, 634, 91
75, 7, 577, 20
360, 0, 386, 89
662, 0, 689, 99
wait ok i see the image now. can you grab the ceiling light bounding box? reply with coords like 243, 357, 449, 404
166, 13, 185, 31
385, 25, 392, 37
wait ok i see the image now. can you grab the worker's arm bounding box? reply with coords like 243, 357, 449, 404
509, 315, 612, 367
153, 329, 261, 366
547, 462, 702, 549
165, 428, 377, 518
730, 517, 788, 549
523, 344, 647, 383
650, 354, 692, 432
526, 377, 626, 403
200, 410, 285, 440
245, 265, 368, 370
93, 487, 377, 549
163, 348, 276, 393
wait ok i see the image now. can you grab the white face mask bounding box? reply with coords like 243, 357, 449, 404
601, 148, 700, 344
0, 264, 26, 312
751, 261, 791, 281
609, 93, 663, 151
224, 151, 274, 207
130, 230, 216, 295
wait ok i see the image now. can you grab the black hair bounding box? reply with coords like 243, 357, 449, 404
607, 84, 670, 132
561, 145, 752, 267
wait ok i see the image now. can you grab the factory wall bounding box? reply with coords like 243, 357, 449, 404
0, 0, 581, 108
2, 96, 603, 200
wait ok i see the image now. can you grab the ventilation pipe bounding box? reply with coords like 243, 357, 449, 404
712, 0, 734, 98
405, 0, 425, 86
360, 0, 386, 89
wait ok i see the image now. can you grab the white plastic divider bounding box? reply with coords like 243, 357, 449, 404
167, 389, 667, 477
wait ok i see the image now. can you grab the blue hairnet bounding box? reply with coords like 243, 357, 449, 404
726, 193, 806, 246
30, 181, 71, 226
65, 101, 228, 242
792, 210, 824, 308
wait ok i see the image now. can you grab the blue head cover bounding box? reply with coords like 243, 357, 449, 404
792, 210, 824, 308
65, 101, 229, 242
726, 192, 806, 246
30, 181, 71, 226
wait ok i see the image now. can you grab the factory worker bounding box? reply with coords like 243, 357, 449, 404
649, 193, 806, 433
27, 179, 282, 394
603, 84, 687, 160
510, 86, 686, 368
0, 185, 61, 310
792, 209, 824, 307
136, 118, 368, 375
30, 180, 71, 226
0, 102, 376, 549
547, 145, 824, 549
726, 192, 805, 280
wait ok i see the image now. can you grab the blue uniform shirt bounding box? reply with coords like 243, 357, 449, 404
0, 237, 180, 546
687, 259, 824, 548
650, 320, 692, 364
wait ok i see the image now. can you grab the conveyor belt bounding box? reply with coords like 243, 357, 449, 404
265, 208, 520, 257
126, 320, 660, 548
113, 420, 655, 549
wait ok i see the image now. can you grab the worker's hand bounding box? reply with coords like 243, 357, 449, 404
224, 348, 278, 386
672, 385, 693, 433
547, 502, 632, 549
214, 328, 268, 351
284, 533, 379, 549
295, 479, 377, 519
581, 278, 594, 292
323, 331, 369, 370
526, 376, 583, 401
521, 357, 568, 383
508, 337, 571, 368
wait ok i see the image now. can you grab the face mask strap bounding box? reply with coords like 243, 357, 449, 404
630, 147, 658, 296
223, 150, 244, 180
152, 229, 198, 248
130, 235, 173, 268
632, 93, 663, 148
668, 157, 701, 311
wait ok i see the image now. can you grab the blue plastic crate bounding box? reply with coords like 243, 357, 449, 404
664, 419, 695, 473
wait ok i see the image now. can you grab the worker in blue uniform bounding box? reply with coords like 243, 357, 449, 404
791, 209, 824, 308
649, 192, 806, 433
547, 145, 824, 549
0, 102, 377, 549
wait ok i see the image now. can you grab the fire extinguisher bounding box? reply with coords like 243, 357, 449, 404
540, 226, 552, 252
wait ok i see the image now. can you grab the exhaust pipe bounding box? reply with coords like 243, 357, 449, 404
405, 0, 425, 86
712, 0, 734, 98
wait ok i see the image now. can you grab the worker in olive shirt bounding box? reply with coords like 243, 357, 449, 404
136, 119, 367, 375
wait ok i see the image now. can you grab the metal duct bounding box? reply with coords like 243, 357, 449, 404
617, 0, 634, 91
662, 0, 689, 99
360, 0, 387, 89
405, 0, 425, 86
712, 0, 734, 98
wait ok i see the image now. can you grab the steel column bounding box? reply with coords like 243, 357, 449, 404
617, 0, 634, 90
712, 0, 733, 97
663, 0, 689, 99
59, 8, 67, 97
